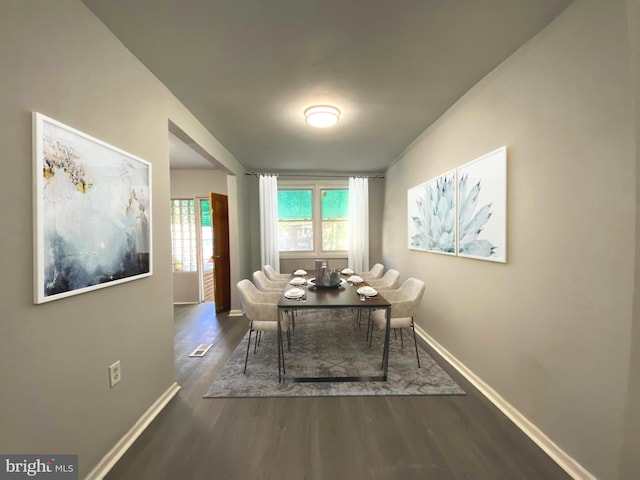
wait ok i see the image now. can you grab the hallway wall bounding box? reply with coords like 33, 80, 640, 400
0, 2, 248, 477
383, 1, 635, 477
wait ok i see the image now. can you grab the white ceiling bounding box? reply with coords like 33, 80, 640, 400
82, 0, 573, 173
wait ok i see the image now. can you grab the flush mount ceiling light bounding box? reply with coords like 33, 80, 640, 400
304, 105, 340, 128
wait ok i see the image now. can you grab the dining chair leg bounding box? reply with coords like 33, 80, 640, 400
254, 331, 260, 353
365, 313, 370, 342
399, 328, 404, 348
244, 329, 253, 374
411, 318, 421, 368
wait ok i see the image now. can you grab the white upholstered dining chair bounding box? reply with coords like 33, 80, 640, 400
236, 279, 291, 377
253, 270, 299, 330
355, 269, 399, 332
369, 277, 425, 367
253, 270, 288, 292
359, 263, 384, 279
366, 269, 400, 290
263, 264, 291, 281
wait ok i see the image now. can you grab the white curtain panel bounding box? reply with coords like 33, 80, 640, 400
259, 174, 280, 272
348, 177, 369, 272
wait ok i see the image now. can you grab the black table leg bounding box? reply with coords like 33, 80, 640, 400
382, 306, 391, 380
277, 311, 282, 383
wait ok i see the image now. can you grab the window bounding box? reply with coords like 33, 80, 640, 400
277, 182, 348, 255
321, 189, 348, 250
170, 199, 197, 272
278, 189, 313, 251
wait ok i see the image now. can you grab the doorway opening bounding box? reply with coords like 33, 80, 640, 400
170, 196, 226, 306
168, 121, 235, 312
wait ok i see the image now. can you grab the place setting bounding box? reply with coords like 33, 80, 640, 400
284, 287, 306, 302
356, 285, 377, 300
289, 276, 307, 286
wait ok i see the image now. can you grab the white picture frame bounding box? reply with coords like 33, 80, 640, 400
457, 146, 507, 263
33, 113, 152, 303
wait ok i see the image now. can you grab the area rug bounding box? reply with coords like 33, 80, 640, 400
204, 309, 465, 398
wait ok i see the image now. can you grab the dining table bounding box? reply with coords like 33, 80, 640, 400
277, 272, 392, 384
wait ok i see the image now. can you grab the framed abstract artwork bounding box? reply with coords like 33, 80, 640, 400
426, 169, 456, 255
33, 113, 152, 303
457, 146, 507, 262
407, 183, 427, 250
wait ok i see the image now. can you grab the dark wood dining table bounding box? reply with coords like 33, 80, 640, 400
277, 276, 392, 384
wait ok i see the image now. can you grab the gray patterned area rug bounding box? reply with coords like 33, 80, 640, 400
204, 309, 465, 398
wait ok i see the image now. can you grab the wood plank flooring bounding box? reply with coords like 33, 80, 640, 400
105, 303, 571, 480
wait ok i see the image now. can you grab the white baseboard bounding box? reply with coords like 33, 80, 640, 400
414, 325, 595, 480
228, 309, 244, 317
85, 382, 181, 480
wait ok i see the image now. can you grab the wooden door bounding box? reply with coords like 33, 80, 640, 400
210, 193, 231, 313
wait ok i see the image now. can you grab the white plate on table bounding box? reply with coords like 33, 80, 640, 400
341, 268, 354, 275
284, 288, 305, 299
289, 277, 306, 286
348, 275, 364, 284
357, 286, 378, 297
293, 269, 307, 276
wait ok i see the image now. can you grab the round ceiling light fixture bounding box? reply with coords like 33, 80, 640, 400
304, 105, 340, 128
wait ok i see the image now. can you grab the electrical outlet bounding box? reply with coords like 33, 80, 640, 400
109, 361, 121, 388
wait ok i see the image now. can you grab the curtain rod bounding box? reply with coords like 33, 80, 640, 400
245, 171, 385, 179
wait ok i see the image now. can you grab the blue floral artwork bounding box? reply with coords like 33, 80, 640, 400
33, 113, 152, 303
407, 183, 427, 250
426, 170, 456, 255
457, 146, 507, 262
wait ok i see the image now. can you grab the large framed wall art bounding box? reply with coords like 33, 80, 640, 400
457, 146, 507, 262
33, 113, 152, 303
407, 183, 427, 250
426, 169, 456, 255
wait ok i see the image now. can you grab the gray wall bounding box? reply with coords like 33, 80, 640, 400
383, 1, 636, 478
622, 0, 640, 478
171, 169, 229, 197
0, 1, 248, 477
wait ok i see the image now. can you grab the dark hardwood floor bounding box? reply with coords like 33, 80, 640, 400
105, 303, 571, 480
